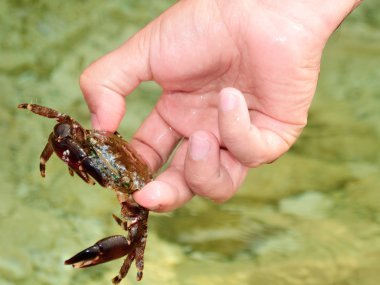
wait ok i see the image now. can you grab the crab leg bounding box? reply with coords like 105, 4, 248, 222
112, 251, 136, 284
18, 103, 68, 121
39, 140, 54, 177
134, 231, 147, 281
112, 214, 128, 231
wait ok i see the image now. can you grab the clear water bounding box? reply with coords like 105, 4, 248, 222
1, 1, 379, 284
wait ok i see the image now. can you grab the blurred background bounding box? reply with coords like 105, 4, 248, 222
1, 1, 379, 284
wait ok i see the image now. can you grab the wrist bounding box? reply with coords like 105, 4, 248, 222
217, 0, 363, 42
310, 0, 363, 36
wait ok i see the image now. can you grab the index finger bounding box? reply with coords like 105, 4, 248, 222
80, 26, 153, 132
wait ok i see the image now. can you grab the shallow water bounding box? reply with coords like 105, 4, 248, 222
1, 1, 380, 285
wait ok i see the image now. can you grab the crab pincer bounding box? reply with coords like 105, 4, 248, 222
64, 235, 132, 268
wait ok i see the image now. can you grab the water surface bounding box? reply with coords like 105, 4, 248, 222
1, 1, 379, 284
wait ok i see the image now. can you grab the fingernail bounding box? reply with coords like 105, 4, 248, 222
220, 90, 237, 112
189, 132, 210, 161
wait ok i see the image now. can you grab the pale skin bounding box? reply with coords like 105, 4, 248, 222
80, 0, 363, 211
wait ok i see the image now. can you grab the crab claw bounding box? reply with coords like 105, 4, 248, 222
64, 235, 131, 268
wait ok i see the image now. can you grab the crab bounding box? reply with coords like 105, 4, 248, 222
18, 103, 152, 284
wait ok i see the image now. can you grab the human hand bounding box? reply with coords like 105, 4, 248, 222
80, 0, 362, 211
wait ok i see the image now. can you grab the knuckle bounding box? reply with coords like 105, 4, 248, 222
241, 156, 266, 168
185, 170, 234, 201
186, 172, 211, 191
185, 163, 219, 192
79, 69, 92, 92
221, 128, 243, 144
240, 151, 279, 168
213, 193, 233, 204
186, 171, 218, 197
223, 139, 279, 168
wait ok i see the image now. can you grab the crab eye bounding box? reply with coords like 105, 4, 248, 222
54, 123, 71, 138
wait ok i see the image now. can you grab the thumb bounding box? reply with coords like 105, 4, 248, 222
80, 26, 153, 132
